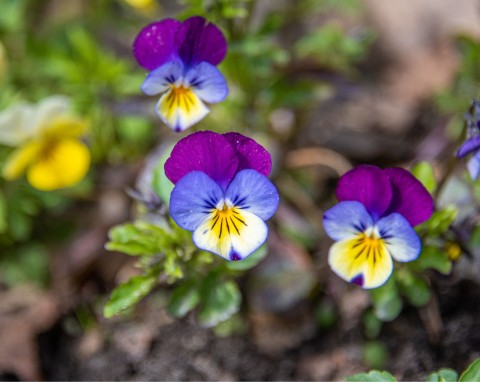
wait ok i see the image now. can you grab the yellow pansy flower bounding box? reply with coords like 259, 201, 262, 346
123, 0, 156, 10
0, 96, 90, 191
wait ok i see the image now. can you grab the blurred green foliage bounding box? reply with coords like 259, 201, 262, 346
347, 357, 480, 382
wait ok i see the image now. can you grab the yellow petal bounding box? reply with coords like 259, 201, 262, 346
41, 115, 88, 140
328, 233, 393, 289
3, 141, 41, 180
123, 0, 155, 9
26, 139, 90, 191
193, 207, 267, 260
156, 86, 209, 132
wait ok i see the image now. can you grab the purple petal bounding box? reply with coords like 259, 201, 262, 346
225, 169, 279, 220
170, 171, 223, 230
133, 19, 181, 71
457, 136, 480, 158
223, 132, 272, 176
467, 151, 480, 180
164, 131, 238, 190
185, 62, 228, 103
336, 165, 392, 220
175, 16, 227, 66
383, 168, 434, 227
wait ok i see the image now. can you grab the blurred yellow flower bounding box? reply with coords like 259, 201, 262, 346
445, 241, 462, 261
123, 0, 156, 10
0, 96, 90, 191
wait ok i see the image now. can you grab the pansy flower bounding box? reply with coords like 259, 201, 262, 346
0, 96, 90, 191
323, 165, 434, 289
457, 99, 480, 180
133, 17, 228, 132
165, 131, 279, 261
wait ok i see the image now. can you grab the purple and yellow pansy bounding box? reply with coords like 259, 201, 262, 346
133, 17, 228, 132
323, 165, 434, 289
457, 99, 480, 180
165, 131, 279, 261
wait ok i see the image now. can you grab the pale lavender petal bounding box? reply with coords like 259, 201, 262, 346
223, 132, 272, 176
467, 151, 480, 180
225, 169, 279, 220
185, 62, 228, 103
176, 16, 227, 66
457, 136, 480, 158
141, 61, 184, 95
170, 171, 223, 230
383, 168, 434, 227
377, 213, 421, 262
133, 19, 181, 71
164, 131, 238, 190
323, 201, 373, 241
336, 165, 392, 220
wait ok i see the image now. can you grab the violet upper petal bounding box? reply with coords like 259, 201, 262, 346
175, 16, 227, 66
335, 165, 392, 220
164, 131, 238, 190
223, 132, 272, 176
457, 135, 480, 158
133, 19, 181, 71
383, 167, 434, 227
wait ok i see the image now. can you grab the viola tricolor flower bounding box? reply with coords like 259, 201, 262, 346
457, 99, 480, 180
0, 96, 90, 191
323, 165, 434, 289
165, 131, 279, 261
133, 16, 228, 132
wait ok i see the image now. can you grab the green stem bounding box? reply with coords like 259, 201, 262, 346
433, 117, 469, 203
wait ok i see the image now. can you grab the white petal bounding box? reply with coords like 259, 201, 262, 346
193, 208, 267, 261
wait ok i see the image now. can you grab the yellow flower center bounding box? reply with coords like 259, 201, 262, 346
209, 203, 247, 240
350, 231, 386, 266
165, 85, 195, 110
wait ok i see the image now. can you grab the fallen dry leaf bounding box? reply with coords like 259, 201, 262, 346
0, 285, 59, 380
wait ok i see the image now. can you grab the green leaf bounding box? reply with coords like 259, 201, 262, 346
460, 358, 480, 382
0, 0, 26, 32
418, 207, 457, 236
67, 27, 98, 64
363, 341, 389, 369
164, 251, 184, 280
371, 278, 403, 322
152, 144, 175, 205
0, 189, 7, 234
225, 244, 267, 271
346, 370, 397, 382
167, 281, 200, 318
363, 309, 383, 339
396, 270, 431, 307
106, 222, 171, 256
104, 273, 157, 318
412, 161, 437, 193
0, 244, 49, 287
315, 300, 338, 329
213, 314, 247, 337
409, 246, 452, 275
427, 368, 458, 382
198, 274, 241, 327
7, 206, 32, 241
